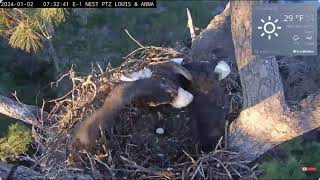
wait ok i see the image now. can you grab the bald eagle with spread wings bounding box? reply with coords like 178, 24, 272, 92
70, 59, 231, 152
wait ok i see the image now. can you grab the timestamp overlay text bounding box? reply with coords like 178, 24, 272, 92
0, 0, 157, 8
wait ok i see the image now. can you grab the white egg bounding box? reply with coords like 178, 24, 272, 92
156, 128, 165, 135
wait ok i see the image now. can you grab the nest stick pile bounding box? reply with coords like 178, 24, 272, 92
29, 46, 256, 179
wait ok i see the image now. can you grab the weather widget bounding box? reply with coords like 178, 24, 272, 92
252, 2, 317, 56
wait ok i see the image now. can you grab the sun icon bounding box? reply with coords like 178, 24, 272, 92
258, 16, 282, 40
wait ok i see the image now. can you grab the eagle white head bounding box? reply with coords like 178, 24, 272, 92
214, 61, 231, 81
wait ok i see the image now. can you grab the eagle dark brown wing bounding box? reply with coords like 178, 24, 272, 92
190, 88, 230, 152
70, 72, 194, 151
182, 61, 231, 152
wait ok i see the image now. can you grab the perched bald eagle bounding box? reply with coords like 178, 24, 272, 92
70, 58, 231, 153
120, 58, 231, 152
180, 59, 231, 152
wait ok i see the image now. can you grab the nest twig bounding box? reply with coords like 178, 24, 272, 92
185, 137, 257, 180
28, 45, 255, 179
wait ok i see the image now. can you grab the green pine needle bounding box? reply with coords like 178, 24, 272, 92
9, 21, 43, 52
1, 8, 66, 52
0, 123, 31, 158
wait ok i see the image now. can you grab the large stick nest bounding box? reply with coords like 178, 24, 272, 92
30, 46, 256, 180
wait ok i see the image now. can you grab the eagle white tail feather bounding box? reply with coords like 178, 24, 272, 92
120, 68, 153, 81
171, 87, 194, 109
214, 61, 231, 80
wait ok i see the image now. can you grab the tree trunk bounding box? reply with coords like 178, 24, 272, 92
47, 39, 61, 76
189, 0, 320, 161
190, 2, 235, 63
46, 37, 70, 97
228, 0, 320, 161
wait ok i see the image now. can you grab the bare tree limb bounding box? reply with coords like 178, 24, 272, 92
294, 91, 320, 132
186, 8, 196, 42
124, 29, 144, 48
0, 162, 44, 180
0, 162, 94, 180
0, 94, 47, 126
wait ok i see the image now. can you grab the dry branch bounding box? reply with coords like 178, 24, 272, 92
0, 162, 94, 180
0, 94, 48, 126
186, 8, 196, 42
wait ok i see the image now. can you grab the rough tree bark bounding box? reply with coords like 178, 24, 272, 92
190, 1, 319, 161
190, 2, 235, 64
0, 94, 47, 126
228, 0, 320, 161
